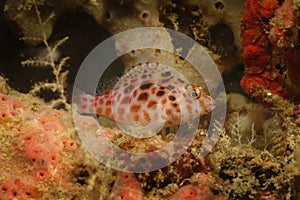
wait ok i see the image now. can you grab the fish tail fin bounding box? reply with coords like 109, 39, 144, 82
72, 87, 94, 114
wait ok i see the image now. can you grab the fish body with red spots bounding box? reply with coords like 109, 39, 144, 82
76, 62, 215, 130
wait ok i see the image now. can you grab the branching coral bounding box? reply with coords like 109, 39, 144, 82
18, 0, 71, 111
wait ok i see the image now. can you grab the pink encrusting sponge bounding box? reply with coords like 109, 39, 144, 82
0, 93, 84, 199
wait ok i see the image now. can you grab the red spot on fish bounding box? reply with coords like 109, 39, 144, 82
131, 78, 137, 83
140, 81, 153, 90
121, 97, 130, 104
168, 95, 176, 101
124, 85, 134, 94
167, 84, 175, 90
99, 99, 104, 105
166, 109, 172, 115
105, 100, 112, 106
147, 100, 157, 108
81, 105, 87, 110
177, 78, 185, 84
130, 105, 141, 112
172, 103, 178, 108
116, 93, 122, 102
151, 87, 156, 94
97, 107, 102, 114
82, 97, 88, 102
133, 90, 138, 97
105, 108, 111, 116
161, 71, 171, 77
156, 90, 165, 96
143, 111, 150, 121
161, 98, 167, 105
161, 78, 171, 83
133, 115, 139, 121
141, 74, 147, 79
138, 92, 148, 101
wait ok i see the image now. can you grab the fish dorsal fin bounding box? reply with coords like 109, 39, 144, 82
96, 77, 120, 95
96, 62, 152, 95
123, 62, 189, 86
97, 62, 190, 96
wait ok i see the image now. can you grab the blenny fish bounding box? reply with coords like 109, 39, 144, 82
75, 62, 215, 135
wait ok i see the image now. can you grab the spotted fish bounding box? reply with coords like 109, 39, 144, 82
75, 62, 215, 133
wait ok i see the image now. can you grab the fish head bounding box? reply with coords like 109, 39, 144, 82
187, 85, 216, 115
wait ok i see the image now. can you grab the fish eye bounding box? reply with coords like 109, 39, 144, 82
191, 90, 201, 99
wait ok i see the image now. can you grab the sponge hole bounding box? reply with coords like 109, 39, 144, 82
0, 96, 7, 101
215, 2, 224, 10
105, 11, 112, 21
154, 49, 161, 55
140, 11, 150, 20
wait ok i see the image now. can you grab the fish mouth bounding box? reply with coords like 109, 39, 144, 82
208, 97, 216, 111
